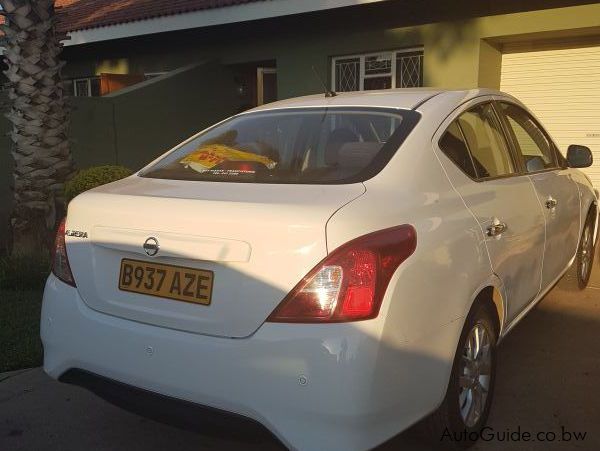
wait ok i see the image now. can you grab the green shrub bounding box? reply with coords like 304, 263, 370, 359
0, 253, 51, 291
65, 165, 132, 202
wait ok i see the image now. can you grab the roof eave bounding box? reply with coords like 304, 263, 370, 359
62, 0, 392, 46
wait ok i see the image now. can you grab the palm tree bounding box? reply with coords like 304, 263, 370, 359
0, 0, 73, 254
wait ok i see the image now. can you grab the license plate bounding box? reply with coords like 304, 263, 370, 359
119, 259, 214, 305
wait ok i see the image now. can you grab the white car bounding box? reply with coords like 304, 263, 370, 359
42, 89, 597, 451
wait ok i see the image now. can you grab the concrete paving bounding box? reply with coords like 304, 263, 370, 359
2, 246, 599, 451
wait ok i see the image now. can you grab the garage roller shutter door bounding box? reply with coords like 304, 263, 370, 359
501, 40, 600, 188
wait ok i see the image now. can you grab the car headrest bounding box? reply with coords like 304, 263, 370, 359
337, 142, 381, 169
459, 120, 477, 149
526, 155, 546, 172
457, 120, 491, 178
442, 130, 477, 179
325, 128, 359, 166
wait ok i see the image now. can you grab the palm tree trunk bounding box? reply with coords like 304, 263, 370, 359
1, 0, 73, 254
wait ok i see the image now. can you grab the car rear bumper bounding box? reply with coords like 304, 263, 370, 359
58, 368, 277, 443
41, 274, 460, 451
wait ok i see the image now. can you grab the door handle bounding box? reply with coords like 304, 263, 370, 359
486, 220, 507, 237
545, 197, 558, 209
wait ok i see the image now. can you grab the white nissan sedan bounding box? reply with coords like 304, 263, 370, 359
42, 89, 597, 451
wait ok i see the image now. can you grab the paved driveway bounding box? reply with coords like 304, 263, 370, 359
2, 246, 599, 451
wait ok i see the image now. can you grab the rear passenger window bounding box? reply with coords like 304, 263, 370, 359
439, 121, 477, 178
457, 104, 515, 179
499, 103, 558, 173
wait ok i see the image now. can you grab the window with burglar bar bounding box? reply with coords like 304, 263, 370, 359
68, 77, 101, 97
332, 49, 424, 92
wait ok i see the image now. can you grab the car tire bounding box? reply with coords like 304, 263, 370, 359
576, 210, 596, 290
419, 303, 498, 450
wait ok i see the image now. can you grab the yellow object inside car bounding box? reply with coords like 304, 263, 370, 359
180, 144, 277, 173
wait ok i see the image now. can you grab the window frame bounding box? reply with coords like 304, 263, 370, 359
256, 67, 277, 106
331, 47, 424, 92
437, 100, 521, 183
438, 120, 479, 180
72, 76, 101, 97
73, 78, 91, 97
494, 100, 562, 174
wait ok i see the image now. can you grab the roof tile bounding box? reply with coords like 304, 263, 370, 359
54, 0, 268, 33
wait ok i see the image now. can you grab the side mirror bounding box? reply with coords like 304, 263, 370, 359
567, 145, 593, 168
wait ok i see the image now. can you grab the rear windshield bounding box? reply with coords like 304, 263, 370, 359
140, 107, 419, 184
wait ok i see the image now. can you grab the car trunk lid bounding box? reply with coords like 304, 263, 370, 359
65, 176, 365, 338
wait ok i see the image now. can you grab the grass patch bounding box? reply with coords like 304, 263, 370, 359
0, 289, 44, 372
0, 254, 49, 372
0, 254, 50, 291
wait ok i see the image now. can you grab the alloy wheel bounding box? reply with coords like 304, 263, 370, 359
458, 323, 492, 428
580, 224, 593, 283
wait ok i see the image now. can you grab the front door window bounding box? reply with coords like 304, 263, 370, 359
498, 103, 558, 172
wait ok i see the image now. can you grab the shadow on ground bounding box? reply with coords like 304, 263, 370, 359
1, 247, 599, 451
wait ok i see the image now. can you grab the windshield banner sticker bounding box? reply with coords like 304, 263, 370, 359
180, 144, 277, 173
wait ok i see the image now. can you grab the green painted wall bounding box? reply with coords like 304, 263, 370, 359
478, 39, 503, 89
274, 2, 600, 94
69, 61, 239, 171
109, 62, 238, 170
69, 96, 117, 168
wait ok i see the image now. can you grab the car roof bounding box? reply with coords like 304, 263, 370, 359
248, 88, 508, 113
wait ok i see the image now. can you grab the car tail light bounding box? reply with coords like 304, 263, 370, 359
52, 218, 76, 287
267, 225, 416, 323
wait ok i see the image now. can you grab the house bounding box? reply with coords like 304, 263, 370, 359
49, 0, 600, 185
1, 0, 600, 208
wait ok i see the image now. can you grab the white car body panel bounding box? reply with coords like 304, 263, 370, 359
432, 95, 546, 322
42, 273, 464, 451
492, 95, 584, 290
65, 179, 365, 337
41, 88, 598, 451
528, 170, 581, 288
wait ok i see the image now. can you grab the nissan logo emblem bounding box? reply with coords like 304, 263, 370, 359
143, 237, 160, 257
